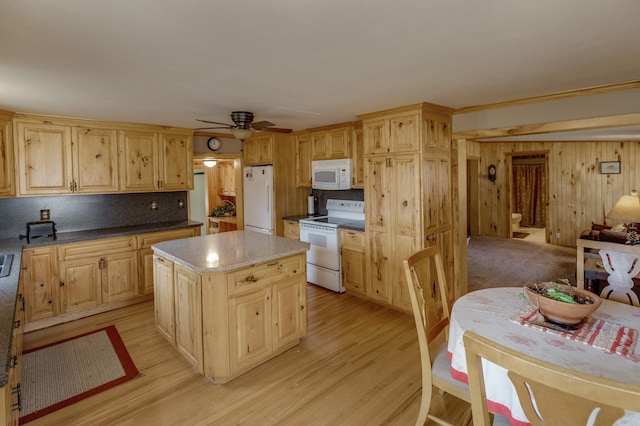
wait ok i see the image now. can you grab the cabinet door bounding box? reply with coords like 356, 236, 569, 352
272, 276, 306, 350
341, 247, 366, 295
174, 264, 202, 370
283, 220, 300, 240
101, 251, 138, 303
363, 119, 389, 155
351, 125, 364, 189
119, 130, 159, 191
327, 128, 350, 159
72, 127, 119, 193
23, 247, 59, 322
153, 255, 175, 344
311, 132, 329, 160
59, 257, 102, 313
295, 134, 312, 187
16, 122, 73, 194
0, 119, 15, 197
229, 288, 272, 371
389, 113, 420, 153
365, 156, 392, 232
159, 133, 192, 190
243, 136, 273, 165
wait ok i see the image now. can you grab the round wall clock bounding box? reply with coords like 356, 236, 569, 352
207, 137, 222, 151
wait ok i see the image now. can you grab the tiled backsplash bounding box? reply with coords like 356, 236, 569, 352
0, 192, 189, 240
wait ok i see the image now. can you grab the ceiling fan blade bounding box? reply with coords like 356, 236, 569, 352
196, 119, 233, 127
194, 126, 234, 130
260, 127, 293, 134
251, 120, 276, 130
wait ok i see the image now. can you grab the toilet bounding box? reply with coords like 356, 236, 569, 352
512, 213, 522, 229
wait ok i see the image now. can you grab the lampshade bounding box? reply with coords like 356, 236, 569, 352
606, 190, 640, 222
231, 128, 253, 141
203, 160, 217, 168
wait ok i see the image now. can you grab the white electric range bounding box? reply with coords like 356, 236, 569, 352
299, 199, 365, 293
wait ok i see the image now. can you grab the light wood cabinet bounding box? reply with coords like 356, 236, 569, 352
362, 112, 420, 155
15, 121, 120, 195
174, 263, 203, 370
14, 115, 193, 195
153, 251, 307, 384
351, 124, 365, 189
359, 103, 453, 313
310, 126, 351, 161
243, 135, 274, 165
72, 127, 119, 193
137, 227, 200, 295
15, 122, 73, 195
22, 246, 59, 322
153, 255, 175, 343
340, 229, 366, 295
295, 133, 312, 187
0, 113, 15, 198
283, 220, 300, 240
1, 275, 24, 426
58, 236, 137, 313
119, 130, 193, 192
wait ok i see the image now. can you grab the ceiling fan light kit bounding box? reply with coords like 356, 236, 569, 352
231, 127, 254, 141
196, 111, 292, 141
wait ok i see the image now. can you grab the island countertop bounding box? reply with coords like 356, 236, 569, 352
151, 230, 310, 273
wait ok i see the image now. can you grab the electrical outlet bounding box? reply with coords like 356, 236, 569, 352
40, 209, 50, 220
556, 232, 561, 238
150, 201, 158, 211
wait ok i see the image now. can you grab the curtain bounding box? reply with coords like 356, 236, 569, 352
512, 164, 546, 227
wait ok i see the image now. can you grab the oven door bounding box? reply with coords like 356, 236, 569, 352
299, 223, 340, 271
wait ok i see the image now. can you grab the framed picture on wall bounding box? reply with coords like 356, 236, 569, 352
599, 161, 621, 174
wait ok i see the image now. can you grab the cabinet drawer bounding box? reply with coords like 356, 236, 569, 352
340, 229, 364, 249
137, 228, 198, 249
58, 236, 136, 260
228, 255, 304, 295
283, 220, 300, 240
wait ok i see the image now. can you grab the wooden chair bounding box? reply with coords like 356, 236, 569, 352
403, 246, 471, 426
463, 330, 640, 426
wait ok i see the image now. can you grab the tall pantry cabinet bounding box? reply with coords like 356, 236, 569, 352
358, 103, 454, 313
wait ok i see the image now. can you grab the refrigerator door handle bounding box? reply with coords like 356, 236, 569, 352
265, 181, 270, 214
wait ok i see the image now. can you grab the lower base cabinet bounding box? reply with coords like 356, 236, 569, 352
23, 227, 200, 330
340, 229, 366, 295
153, 252, 307, 384
1, 275, 24, 425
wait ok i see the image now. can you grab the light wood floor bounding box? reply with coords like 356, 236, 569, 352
23, 285, 470, 425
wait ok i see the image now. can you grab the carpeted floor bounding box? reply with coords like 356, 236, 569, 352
468, 236, 577, 293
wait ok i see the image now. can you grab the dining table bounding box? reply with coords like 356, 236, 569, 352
447, 287, 640, 426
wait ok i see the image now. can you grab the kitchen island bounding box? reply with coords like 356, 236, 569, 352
151, 231, 310, 384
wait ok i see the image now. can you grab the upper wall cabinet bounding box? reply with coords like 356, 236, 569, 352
0, 113, 15, 197
243, 134, 274, 166
362, 112, 420, 155
119, 130, 193, 192
12, 114, 193, 196
295, 133, 312, 188
16, 122, 75, 195
310, 125, 351, 161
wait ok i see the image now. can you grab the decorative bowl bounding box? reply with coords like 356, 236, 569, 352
524, 282, 602, 325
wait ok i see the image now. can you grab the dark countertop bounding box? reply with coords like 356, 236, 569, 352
0, 219, 201, 387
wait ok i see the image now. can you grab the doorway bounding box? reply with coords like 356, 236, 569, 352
191, 157, 243, 234
508, 153, 548, 242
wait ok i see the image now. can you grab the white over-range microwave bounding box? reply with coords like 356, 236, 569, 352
312, 159, 352, 190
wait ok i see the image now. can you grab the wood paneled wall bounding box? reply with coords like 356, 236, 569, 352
470, 140, 640, 247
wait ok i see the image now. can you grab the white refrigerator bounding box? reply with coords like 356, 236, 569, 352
243, 165, 274, 234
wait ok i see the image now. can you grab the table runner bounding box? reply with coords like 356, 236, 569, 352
511, 304, 638, 357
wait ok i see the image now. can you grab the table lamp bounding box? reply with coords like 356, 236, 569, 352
606, 190, 640, 245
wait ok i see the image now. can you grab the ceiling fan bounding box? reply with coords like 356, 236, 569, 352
196, 111, 292, 141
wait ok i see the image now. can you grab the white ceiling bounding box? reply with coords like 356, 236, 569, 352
1, 0, 640, 138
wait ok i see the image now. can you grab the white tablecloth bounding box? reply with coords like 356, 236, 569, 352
447, 287, 640, 426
